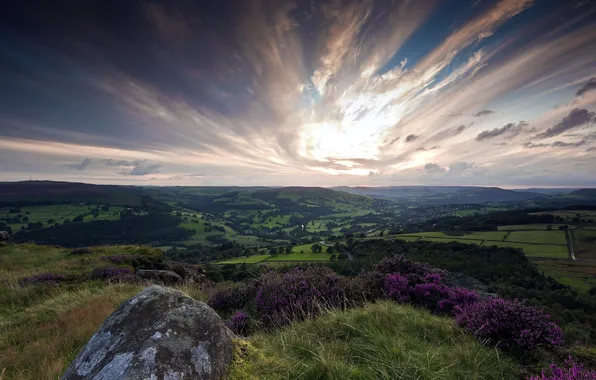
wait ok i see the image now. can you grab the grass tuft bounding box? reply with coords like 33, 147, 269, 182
229, 301, 521, 379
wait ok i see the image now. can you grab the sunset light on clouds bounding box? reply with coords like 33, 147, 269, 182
1, 0, 595, 187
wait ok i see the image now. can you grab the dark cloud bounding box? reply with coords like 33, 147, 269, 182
587, 147, 596, 152
576, 78, 596, 97
448, 162, 475, 172
103, 159, 146, 167
535, 108, 595, 139
476, 121, 526, 141
118, 163, 162, 176
523, 139, 591, 149
384, 137, 400, 146
416, 145, 440, 152
64, 158, 92, 170
474, 110, 494, 117
405, 134, 419, 142
454, 125, 466, 134
424, 162, 445, 173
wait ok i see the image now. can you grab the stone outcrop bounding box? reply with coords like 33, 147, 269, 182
0, 231, 9, 241
62, 285, 234, 380
135, 269, 183, 284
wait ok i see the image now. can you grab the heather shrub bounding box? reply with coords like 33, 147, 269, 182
384, 273, 411, 303
19, 273, 66, 287
208, 281, 257, 311
527, 356, 596, 379
226, 310, 251, 336
343, 270, 385, 302
375, 255, 443, 278
455, 297, 564, 350
90, 266, 134, 281
255, 266, 347, 328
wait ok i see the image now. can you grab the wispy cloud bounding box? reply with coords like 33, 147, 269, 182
476, 121, 527, 141
64, 158, 92, 170
1, 0, 596, 186
535, 108, 595, 139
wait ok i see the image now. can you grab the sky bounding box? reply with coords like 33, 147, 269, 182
0, 0, 596, 188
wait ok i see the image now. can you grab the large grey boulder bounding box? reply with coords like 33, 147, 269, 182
62, 285, 234, 380
0, 231, 9, 241
136, 269, 183, 284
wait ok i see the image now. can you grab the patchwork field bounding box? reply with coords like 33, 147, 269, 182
217, 255, 272, 264
392, 230, 569, 259
534, 259, 596, 292
0, 204, 125, 231
505, 230, 567, 245
482, 241, 568, 259
266, 252, 332, 261
498, 224, 576, 231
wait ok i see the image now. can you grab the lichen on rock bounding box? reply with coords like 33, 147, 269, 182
61, 285, 234, 380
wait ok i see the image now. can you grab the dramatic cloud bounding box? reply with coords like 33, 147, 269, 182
576, 78, 596, 97
476, 121, 527, 141
1, 0, 596, 187
64, 158, 92, 170
474, 110, 495, 117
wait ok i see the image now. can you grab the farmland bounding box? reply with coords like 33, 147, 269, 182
392, 230, 569, 259
0, 204, 126, 232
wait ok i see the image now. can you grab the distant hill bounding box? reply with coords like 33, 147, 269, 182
0, 181, 169, 210
177, 186, 377, 216
335, 185, 543, 204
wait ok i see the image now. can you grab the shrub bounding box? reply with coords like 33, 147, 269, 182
255, 266, 347, 328
226, 310, 251, 336
90, 267, 134, 282
455, 297, 564, 349
527, 356, 596, 379
384, 273, 411, 303
19, 273, 66, 287
375, 255, 443, 278
208, 281, 257, 311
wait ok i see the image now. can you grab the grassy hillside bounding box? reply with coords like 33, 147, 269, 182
230, 301, 521, 379
0, 181, 169, 210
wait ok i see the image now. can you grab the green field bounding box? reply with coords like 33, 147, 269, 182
392, 230, 569, 259
266, 252, 333, 261
1, 204, 125, 231
483, 241, 568, 258
217, 254, 272, 264
534, 259, 596, 292
291, 243, 325, 254
506, 230, 567, 245
392, 235, 422, 242
418, 237, 481, 245
498, 224, 575, 231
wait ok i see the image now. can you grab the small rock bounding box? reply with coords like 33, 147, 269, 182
136, 270, 183, 284
61, 285, 234, 380
0, 231, 9, 241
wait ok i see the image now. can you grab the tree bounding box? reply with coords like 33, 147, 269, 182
338, 253, 348, 261
379, 231, 384, 237
329, 254, 337, 261
546, 224, 552, 230
285, 246, 292, 254
326, 246, 335, 254
277, 246, 284, 255
311, 243, 322, 253
268, 247, 277, 256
